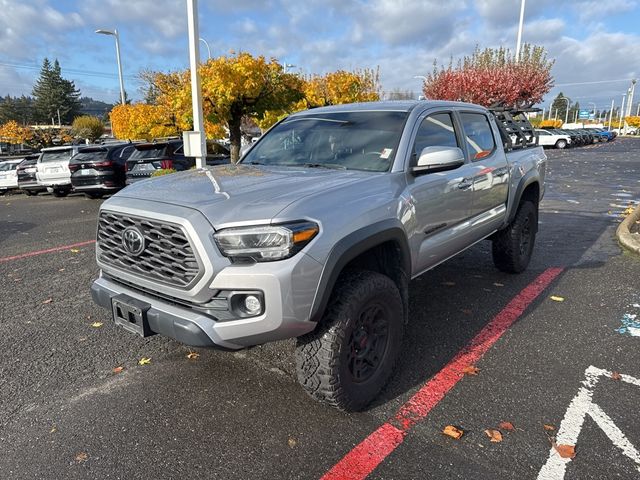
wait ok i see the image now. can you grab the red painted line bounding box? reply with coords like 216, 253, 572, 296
321, 267, 564, 480
0, 240, 96, 263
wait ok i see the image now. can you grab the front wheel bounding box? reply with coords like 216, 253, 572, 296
52, 188, 69, 198
295, 270, 404, 411
492, 201, 537, 273
555, 139, 567, 149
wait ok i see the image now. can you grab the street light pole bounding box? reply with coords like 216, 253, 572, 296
414, 75, 427, 100
95, 28, 126, 104
619, 94, 626, 131
515, 0, 526, 62
199, 38, 211, 60
560, 97, 570, 126
608, 99, 614, 130
185, 0, 206, 168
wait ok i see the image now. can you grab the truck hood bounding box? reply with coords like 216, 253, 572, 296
112, 164, 375, 227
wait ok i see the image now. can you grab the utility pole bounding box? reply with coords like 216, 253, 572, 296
619, 94, 626, 131
184, 0, 206, 169
608, 99, 614, 130
554, 108, 557, 121
515, 0, 526, 62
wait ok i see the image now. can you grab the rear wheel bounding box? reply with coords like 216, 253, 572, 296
555, 139, 567, 149
295, 270, 404, 411
51, 188, 69, 198
492, 201, 537, 273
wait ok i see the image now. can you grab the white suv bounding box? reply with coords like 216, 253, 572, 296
535, 129, 572, 149
36, 145, 86, 197
0, 159, 23, 194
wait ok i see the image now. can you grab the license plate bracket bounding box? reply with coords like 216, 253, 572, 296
111, 294, 154, 337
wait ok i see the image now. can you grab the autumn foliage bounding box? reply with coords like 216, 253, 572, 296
110, 104, 179, 141
421, 45, 554, 108
71, 115, 104, 142
625, 116, 640, 127
0, 120, 33, 144
539, 119, 563, 128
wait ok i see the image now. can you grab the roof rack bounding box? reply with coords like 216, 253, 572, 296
488, 103, 541, 151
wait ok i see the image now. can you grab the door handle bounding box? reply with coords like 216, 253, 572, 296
457, 179, 473, 190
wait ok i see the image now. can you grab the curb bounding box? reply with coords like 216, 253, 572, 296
617, 204, 640, 255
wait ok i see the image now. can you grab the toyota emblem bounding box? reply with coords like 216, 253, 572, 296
122, 227, 145, 256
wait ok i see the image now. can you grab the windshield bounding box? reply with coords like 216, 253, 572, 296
242, 111, 408, 172
41, 150, 72, 163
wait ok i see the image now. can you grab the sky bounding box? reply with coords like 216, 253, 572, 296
0, 0, 639, 114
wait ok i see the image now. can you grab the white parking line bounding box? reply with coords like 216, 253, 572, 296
537, 366, 640, 479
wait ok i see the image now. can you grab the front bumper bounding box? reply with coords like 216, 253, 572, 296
91, 251, 323, 350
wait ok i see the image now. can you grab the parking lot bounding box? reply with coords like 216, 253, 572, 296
1, 138, 640, 479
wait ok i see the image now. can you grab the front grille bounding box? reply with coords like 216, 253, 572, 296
97, 211, 202, 288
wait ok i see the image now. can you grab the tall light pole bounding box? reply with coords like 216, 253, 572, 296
95, 28, 126, 105
185, 0, 206, 168
515, 0, 526, 62
414, 75, 427, 100
608, 99, 614, 130
624, 79, 636, 134
619, 94, 626, 131
199, 38, 211, 60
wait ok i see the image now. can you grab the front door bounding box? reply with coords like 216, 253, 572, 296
405, 112, 478, 275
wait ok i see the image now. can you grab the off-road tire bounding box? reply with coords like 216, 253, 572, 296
492, 200, 537, 273
555, 139, 567, 149
52, 188, 69, 198
295, 270, 404, 411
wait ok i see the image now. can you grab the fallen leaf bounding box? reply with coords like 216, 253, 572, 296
42, 297, 53, 304
543, 424, 556, 431
555, 444, 576, 459
611, 371, 622, 381
74, 452, 89, 463
460, 309, 473, 315
462, 366, 480, 376
58, 268, 65, 272
50, 427, 57, 433
442, 281, 456, 286
186, 352, 200, 360
91, 322, 103, 328
550, 295, 565, 302
70, 248, 80, 253
113, 366, 124, 374
288, 438, 297, 448
485, 429, 503, 443
442, 425, 464, 439
499, 421, 515, 431
138, 357, 151, 366
14, 278, 21, 282
493, 282, 504, 287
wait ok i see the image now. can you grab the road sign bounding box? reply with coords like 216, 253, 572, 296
579, 110, 591, 120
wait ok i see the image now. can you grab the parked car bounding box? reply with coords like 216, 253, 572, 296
557, 129, 583, 146
0, 159, 24, 194
35, 145, 87, 197
535, 129, 572, 149
69, 143, 137, 199
16, 154, 46, 195
585, 128, 613, 142
91, 101, 546, 411
125, 139, 231, 184
575, 129, 596, 144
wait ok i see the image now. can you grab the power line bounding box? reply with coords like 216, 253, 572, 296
0, 61, 138, 80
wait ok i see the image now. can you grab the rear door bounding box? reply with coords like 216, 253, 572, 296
457, 111, 509, 236
406, 110, 478, 274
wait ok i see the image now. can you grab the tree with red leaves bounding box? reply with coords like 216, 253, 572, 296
421, 44, 554, 109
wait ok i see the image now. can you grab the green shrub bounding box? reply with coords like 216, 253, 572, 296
71, 115, 104, 142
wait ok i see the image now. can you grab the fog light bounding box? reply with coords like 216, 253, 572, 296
244, 295, 262, 315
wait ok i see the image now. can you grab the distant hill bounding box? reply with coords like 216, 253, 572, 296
80, 97, 113, 118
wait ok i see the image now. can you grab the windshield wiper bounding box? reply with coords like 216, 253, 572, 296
302, 163, 347, 170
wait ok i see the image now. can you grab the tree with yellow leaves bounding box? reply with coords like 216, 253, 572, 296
625, 116, 640, 128
539, 119, 562, 128
0, 120, 33, 144
110, 103, 180, 141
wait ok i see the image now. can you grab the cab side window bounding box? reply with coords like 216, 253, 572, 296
460, 113, 496, 161
413, 113, 458, 159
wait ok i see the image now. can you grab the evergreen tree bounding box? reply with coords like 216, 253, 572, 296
550, 92, 571, 124
32, 58, 82, 125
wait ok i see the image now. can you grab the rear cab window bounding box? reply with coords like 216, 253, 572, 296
459, 112, 496, 161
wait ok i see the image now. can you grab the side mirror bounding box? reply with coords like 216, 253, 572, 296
410, 146, 465, 175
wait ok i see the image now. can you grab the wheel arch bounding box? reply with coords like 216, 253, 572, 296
309, 220, 411, 325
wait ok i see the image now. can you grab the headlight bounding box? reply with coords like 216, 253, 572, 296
213, 222, 319, 262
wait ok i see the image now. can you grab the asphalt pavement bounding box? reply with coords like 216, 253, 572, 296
0, 138, 639, 479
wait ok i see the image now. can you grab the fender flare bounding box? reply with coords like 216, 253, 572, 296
507, 173, 540, 225
309, 219, 411, 324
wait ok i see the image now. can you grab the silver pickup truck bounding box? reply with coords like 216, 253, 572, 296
91, 101, 546, 411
